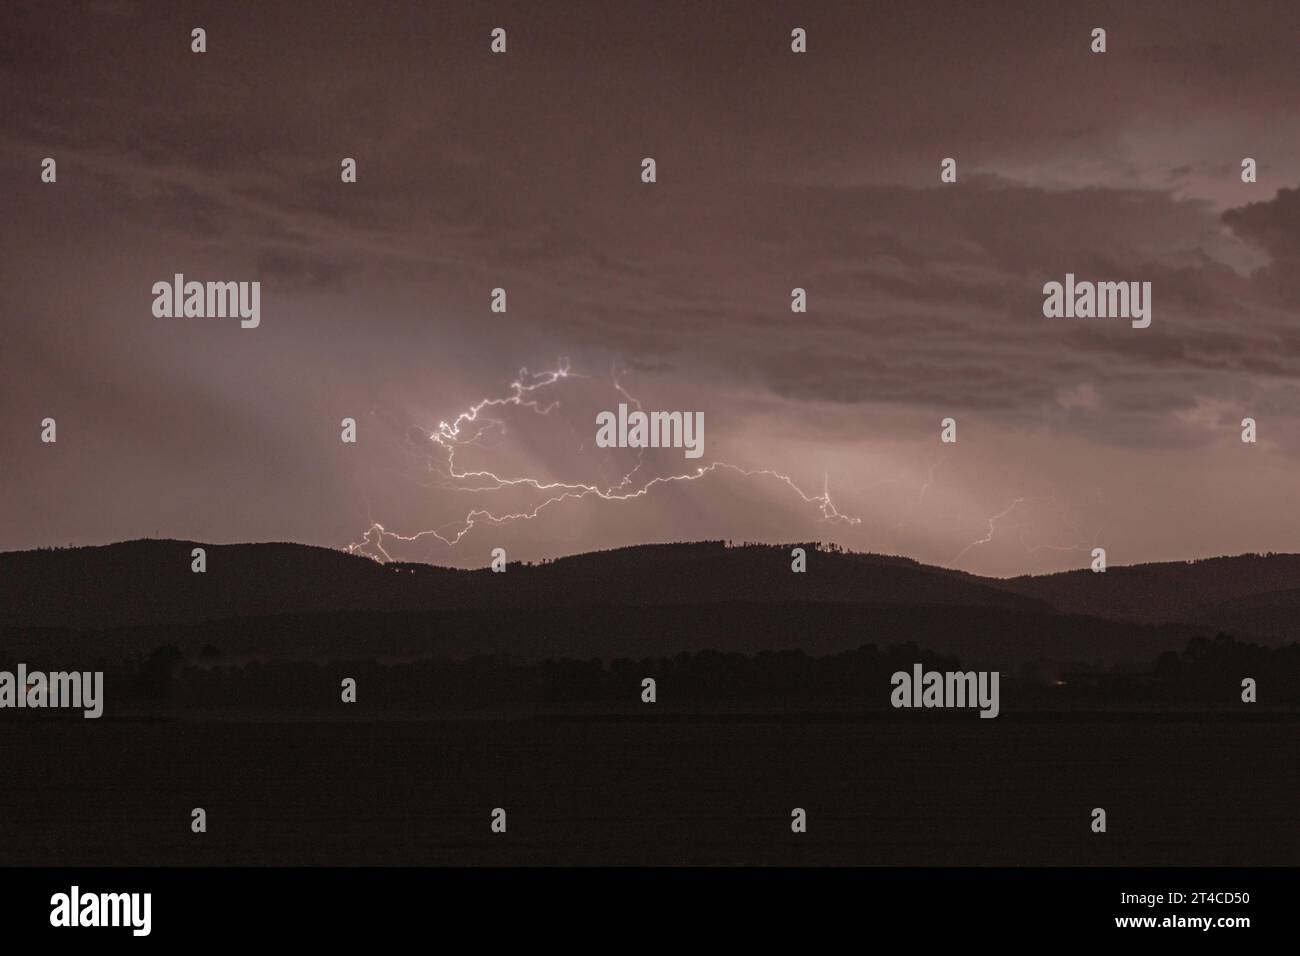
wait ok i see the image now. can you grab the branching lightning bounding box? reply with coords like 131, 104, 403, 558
953, 495, 1103, 565
347, 361, 1107, 573
347, 359, 860, 562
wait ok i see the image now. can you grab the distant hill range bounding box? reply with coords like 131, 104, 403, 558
0, 540, 1295, 669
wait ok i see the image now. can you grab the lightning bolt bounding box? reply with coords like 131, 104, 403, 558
887, 452, 947, 532
953, 495, 1105, 566
953, 497, 1028, 563
348, 359, 860, 562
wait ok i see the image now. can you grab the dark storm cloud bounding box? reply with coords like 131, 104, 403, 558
5, 0, 1300, 571
1223, 186, 1300, 263
485, 177, 1297, 442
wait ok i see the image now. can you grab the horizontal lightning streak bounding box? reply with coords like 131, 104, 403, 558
954, 495, 1103, 565
348, 360, 860, 561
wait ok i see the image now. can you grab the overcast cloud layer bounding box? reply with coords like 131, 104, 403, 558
5, 0, 1300, 575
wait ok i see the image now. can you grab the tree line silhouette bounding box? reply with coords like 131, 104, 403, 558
3, 633, 1292, 713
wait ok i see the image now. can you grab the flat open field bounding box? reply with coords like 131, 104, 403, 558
1, 715, 1294, 866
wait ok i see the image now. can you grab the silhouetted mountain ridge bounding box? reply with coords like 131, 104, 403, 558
0, 538, 1049, 630
1004, 553, 1300, 632
2, 540, 1295, 667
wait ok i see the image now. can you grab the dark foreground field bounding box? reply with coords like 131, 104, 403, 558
1, 715, 1295, 866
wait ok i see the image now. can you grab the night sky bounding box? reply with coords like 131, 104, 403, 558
5, 0, 1300, 574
